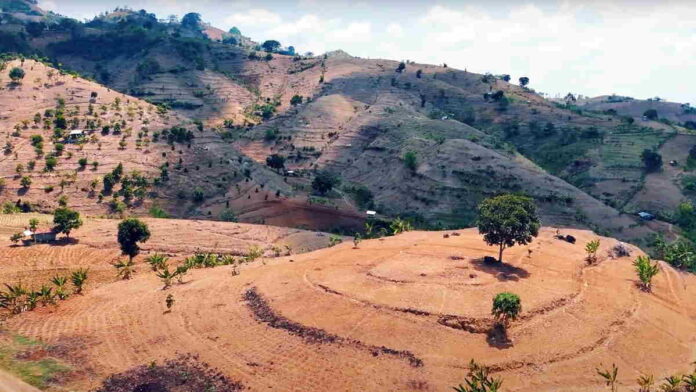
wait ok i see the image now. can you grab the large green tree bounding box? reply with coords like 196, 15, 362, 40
477, 194, 540, 262
53, 207, 83, 238
117, 218, 151, 261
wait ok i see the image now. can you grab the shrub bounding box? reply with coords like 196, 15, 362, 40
192, 187, 205, 202
45, 156, 58, 171
220, 209, 237, 222
78, 157, 88, 168
113, 259, 136, 280
641, 149, 662, 172
265, 154, 285, 170
403, 151, 417, 172
643, 109, 658, 120
9, 67, 25, 82
585, 239, 600, 264
20, 176, 32, 188
452, 359, 503, 392
290, 95, 303, 106
492, 292, 521, 328
71, 268, 88, 294
145, 253, 168, 271
633, 255, 659, 292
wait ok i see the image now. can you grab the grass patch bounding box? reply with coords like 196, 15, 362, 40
0, 331, 70, 389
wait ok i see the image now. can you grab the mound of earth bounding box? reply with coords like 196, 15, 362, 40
6, 227, 694, 391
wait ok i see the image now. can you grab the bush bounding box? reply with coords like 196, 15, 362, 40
220, 209, 237, 222
192, 187, 205, 202
9, 67, 25, 82
633, 255, 659, 292
400, 150, 418, 171
290, 95, 303, 106
492, 292, 521, 328
643, 109, 658, 120
20, 176, 32, 188
641, 149, 662, 172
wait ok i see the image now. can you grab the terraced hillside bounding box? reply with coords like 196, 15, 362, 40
1, 1, 693, 242
0, 59, 367, 230
5, 228, 695, 391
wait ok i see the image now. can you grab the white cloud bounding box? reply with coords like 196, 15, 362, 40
38, 0, 57, 12
327, 21, 371, 43
386, 23, 403, 38
225, 9, 281, 27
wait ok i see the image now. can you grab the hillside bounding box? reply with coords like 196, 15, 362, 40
0, 59, 366, 230
4, 227, 695, 391
2, 0, 695, 244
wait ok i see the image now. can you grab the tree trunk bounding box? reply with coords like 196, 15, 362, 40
498, 244, 505, 263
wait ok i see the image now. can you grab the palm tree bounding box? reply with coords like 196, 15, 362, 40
389, 217, 412, 235
174, 265, 188, 283
156, 267, 175, 289
145, 253, 168, 271
660, 375, 683, 392
51, 276, 69, 300
113, 258, 136, 280
38, 285, 55, 306
26, 291, 39, 311
637, 374, 654, 392
71, 268, 89, 294
0, 283, 28, 314
596, 363, 619, 392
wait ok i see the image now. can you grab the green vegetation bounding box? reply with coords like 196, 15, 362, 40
585, 239, 600, 264
117, 218, 151, 261
9, 67, 25, 82
452, 359, 503, 392
0, 333, 70, 389
477, 194, 540, 263
641, 149, 662, 172
403, 151, 418, 172
633, 255, 659, 292
491, 292, 521, 329
311, 170, 340, 195
53, 207, 82, 238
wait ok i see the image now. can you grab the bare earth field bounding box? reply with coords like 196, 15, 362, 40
3, 226, 694, 391
0, 213, 332, 290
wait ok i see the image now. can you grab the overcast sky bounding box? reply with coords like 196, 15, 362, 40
39, 0, 696, 104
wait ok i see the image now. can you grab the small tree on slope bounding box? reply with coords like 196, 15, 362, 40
477, 194, 540, 263
117, 218, 151, 262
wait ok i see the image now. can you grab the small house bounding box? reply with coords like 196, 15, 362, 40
33, 232, 57, 243
67, 130, 85, 142
366, 210, 377, 217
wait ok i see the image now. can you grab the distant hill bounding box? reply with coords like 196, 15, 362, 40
3, 0, 696, 245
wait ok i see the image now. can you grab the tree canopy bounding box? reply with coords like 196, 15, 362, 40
265, 154, 286, 171
117, 218, 151, 261
261, 40, 281, 52
181, 13, 202, 30
643, 109, 658, 120
9, 67, 25, 82
518, 76, 529, 87
311, 170, 340, 195
53, 207, 83, 238
641, 149, 662, 172
477, 194, 540, 262
492, 292, 521, 327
